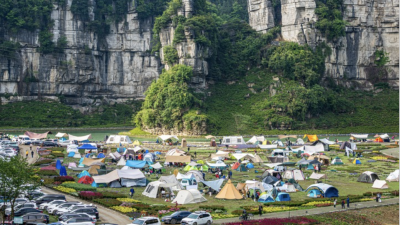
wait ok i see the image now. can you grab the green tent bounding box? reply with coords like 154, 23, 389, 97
332, 156, 344, 165
236, 164, 248, 172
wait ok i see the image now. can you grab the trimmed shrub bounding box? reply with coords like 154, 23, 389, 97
36, 170, 59, 176
79, 191, 103, 200
61, 182, 96, 191
54, 176, 75, 182
93, 198, 122, 207
33, 159, 54, 166
101, 191, 126, 199
199, 205, 225, 211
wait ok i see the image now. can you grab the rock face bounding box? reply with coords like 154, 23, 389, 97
247, 0, 399, 89
0, 0, 161, 106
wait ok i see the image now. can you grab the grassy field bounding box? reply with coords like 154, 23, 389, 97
57, 142, 400, 214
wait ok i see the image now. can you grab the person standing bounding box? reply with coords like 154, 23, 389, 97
31, 150, 34, 158
30, 143, 33, 152
341, 199, 345, 209
208, 187, 212, 197
25, 150, 28, 158
228, 170, 232, 179
258, 204, 263, 216
333, 198, 337, 208
346, 196, 350, 208
130, 188, 135, 198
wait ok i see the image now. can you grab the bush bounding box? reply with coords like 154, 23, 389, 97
54, 176, 75, 182
42, 178, 54, 185
101, 191, 127, 199
54, 186, 77, 193
93, 198, 122, 207
79, 191, 104, 200
391, 190, 399, 196
36, 170, 59, 176
51, 153, 65, 157
116, 198, 141, 203
61, 183, 96, 191
224, 217, 317, 225
33, 159, 54, 166
111, 206, 136, 213
199, 205, 225, 211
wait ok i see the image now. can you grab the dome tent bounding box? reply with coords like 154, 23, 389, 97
77, 170, 91, 178
372, 180, 389, 189
78, 176, 94, 184
246, 163, 254, 169
258, 192, 275, 203
357, 171, 379, 183
353, 158, 362, 164
307, 189, 322, 198
236, 164, 248, 172
262, 175, 279, 185
275, 192, 291, 201
305, 183, 339, 198
172, 189, 207, 204
331, 156, 344, 165
386, 169, 399, 182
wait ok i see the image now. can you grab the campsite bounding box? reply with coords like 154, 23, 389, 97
1, 132, 399, 224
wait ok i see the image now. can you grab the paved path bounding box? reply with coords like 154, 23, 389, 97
382, 147, 399, 158
214, 197, 399, 224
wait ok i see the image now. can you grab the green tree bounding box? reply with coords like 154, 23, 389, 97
163, 46, 179, 65
232, 113, 251, 134
315, 0, 346, 40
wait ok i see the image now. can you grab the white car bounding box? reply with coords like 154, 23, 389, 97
39, 200, 66, 210
181, 211, 213, 225
48, 202, 79, 214
55, 203, 91, 215
60, 217, 95, 225
128, 217, 161, 225
4, 150, 16, 157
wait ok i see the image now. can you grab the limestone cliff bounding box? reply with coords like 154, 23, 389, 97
0, 0, 161, 107
247, 0, 399, 89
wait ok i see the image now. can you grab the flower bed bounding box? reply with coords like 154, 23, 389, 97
302, 201, 332, 206
314, 203, 333, 207
54, 186, 76, 193
79, 191, 103, 200
224, 217, 317, 225
36, 170, 59, 176
111, 206, 136, 213
54, 176, 75, 182
212, 214, 237, 219
93, 198, 122, 207
199, 205, 225, 211
116, 198, 141, 203
33, 159, 54, 166
101, 191, 126, 199
61, 182, 96, 191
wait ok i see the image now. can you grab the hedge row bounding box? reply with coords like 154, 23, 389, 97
61, 182, 96, 191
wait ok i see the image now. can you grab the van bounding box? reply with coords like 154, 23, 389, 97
35, 194, 66, 205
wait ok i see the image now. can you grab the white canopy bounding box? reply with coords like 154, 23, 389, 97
380, 134, 390, 139
117, 169, 146, 180
166, 148, 186, 156
117, 157, 127, 166
264, 163, 281, 168
232, 153, 255, 160
258, 144, 278, 149
206, 161, 227, 168
106, 135, 132, 144
309, 172, 327, 180
176, 173, 195, 180
92, 169, 145, 184
55, 132, 68, 138
92, 170, 119, 183
372, 180, 389, 189
246, 136, 265, 144
221, 136, 245, 145
351, 134, 368, 139
69, 134, 92, 141
319, 138, 335, 145
304, 143, 324, 154
158, 135, 179, 141
150, 162, 163, 169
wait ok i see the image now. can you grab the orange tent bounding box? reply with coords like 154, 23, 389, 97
303, 134, 318, 142
78, 176, 94, 184
231, 162, 240, 170
375, 137, 383, 142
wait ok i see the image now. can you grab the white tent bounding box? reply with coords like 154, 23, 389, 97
258, 144, 278, 149
351, 134, 368, 139
372, 180, 389, 189
345, 147, 354, 157
109, 152, 121, 160
282, 170, 305, 181
304, 143, 325, 154
278, 183, 296, 192
246, 136, 265, 144
379, 134, 390, 139
386, 169, 399, 182
296, 138, 305, 145
142, 181, 174, 198
158, 135, 179, 142
150, 162, 163, 170
221, 136, 245, 145
117, 157, 127, 166
118, 169, 146, 187
206, 160, 227, 168
55, 132, 68, 138
309, 172, 327, 180
67, 146, 79, 153
73, 153, 81, 159
106, 135, 132, 144
172, 189, 207, 204
318, 138, 335, 145
186, 171, 204, 182
69, 134, 92, 141
232, 153, 255, 160
166, 149, 186, 156
264, 163, 281, 168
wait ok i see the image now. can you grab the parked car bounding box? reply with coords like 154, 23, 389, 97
181, 211, 212, 225
9, 207, 42, 217
58, 213, 95, 222
39, 200, 66, 210
60, 217, 95, 225
69, 207, 99, 219
128, 217, 161, 225
54, 203, 89, 215
31, 140, 43, 146
162, 211, 192, 224
34, 194, 66, 205
6, 202, 38, 214
21, 213, 49, 224
4, 149, 17, 157
52, 202, 81, 215
42, 141, 59, 147
27, 191, 45, 200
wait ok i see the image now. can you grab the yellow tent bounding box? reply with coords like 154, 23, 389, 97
173, 169, 179, 177
303, 134, 318, 142
216, 179, 243, 200
88, 165, 100, 175
133, 140, 143, 145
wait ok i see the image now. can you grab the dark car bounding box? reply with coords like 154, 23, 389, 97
42, 141, 59, 147
31, 140, 43, 146
34, 194, 66, 205
9, 208, 42, 217
58, 213, 87, 221
21, 213, 49, 224
70, 207, 99, 219
28, 191, 45, 200
162, 211, 192, 224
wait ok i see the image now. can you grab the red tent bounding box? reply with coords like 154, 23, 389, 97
375, 137, 383, 142
231, 162, 240, 170
78, 176, 94, 184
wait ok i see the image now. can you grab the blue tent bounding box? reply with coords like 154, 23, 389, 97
78, 144, 97, 149
258, 193, 275, 203
60, 137, 67, 141
80, 140, 90, 143
275, 192, 291, 201
67, 152, 75, 157
145, 150, 149, 153
307, 189, 322, 198
155, 151, 161, 155
91, 181, 107, 188
246, 163, 254, 169
59, 166, 67, 176
55, 160, 62, 170
306, 164, 314, 170
126, 160, 147, 168
77, 170, 91, 178
97, 153, 105, 158
85, 153, 91, 158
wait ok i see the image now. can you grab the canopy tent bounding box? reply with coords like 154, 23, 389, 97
249, 154, 263, 163
106, 135, 132, 144
372, 180, 389, 189
282, 170, 305, 181
278, 135, 297, 139
55, 132, 68, 138
109, 152, 121, 160
318, 138, 335, 145
157, 135, 179, 142
351, 134, 368, 139
245, 181, 271, 193
379, 133, 390, 139
69, 134, 92, 141
165, 156, 191, 163
78, 176, 94, 184
56, 160, 62, 170
77, 170, 91, 178
202, 179, 224, 192
166, 149, 187, 156
172, 189, 207, 204
268, 156, 289, 163
303, 134, 318, 142
67, 152, 75, 157
305, 183, 339, 198
246, 163, 254, 169
93, 169, 146, 187
258, 192, 275, 203
59, 166, 67, 176
24, 131, 49, 139
150, 162, 163, 170
207, 161, 227, 169
221, 136, 245, 145
386, 169, 399, 182
246, 136, 265, 144
126, 160, 147, 168
88, 165, 101, 175
307, 189, 322, 198
232, 153, 255, 161
78, 144, 97, 150
309, 172, 327, 180
117, 157, 127, 166
262, 176, 279, 185
304, 143, 325, 154
353, 158, 362, 164
275, 192, 291, 201
331, 156, 344, 165
82, 158, 105, 166
264, 163, 281, 168
259, 144, 278, 149
357, 171, 379, 183
215, 179, 243, 199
